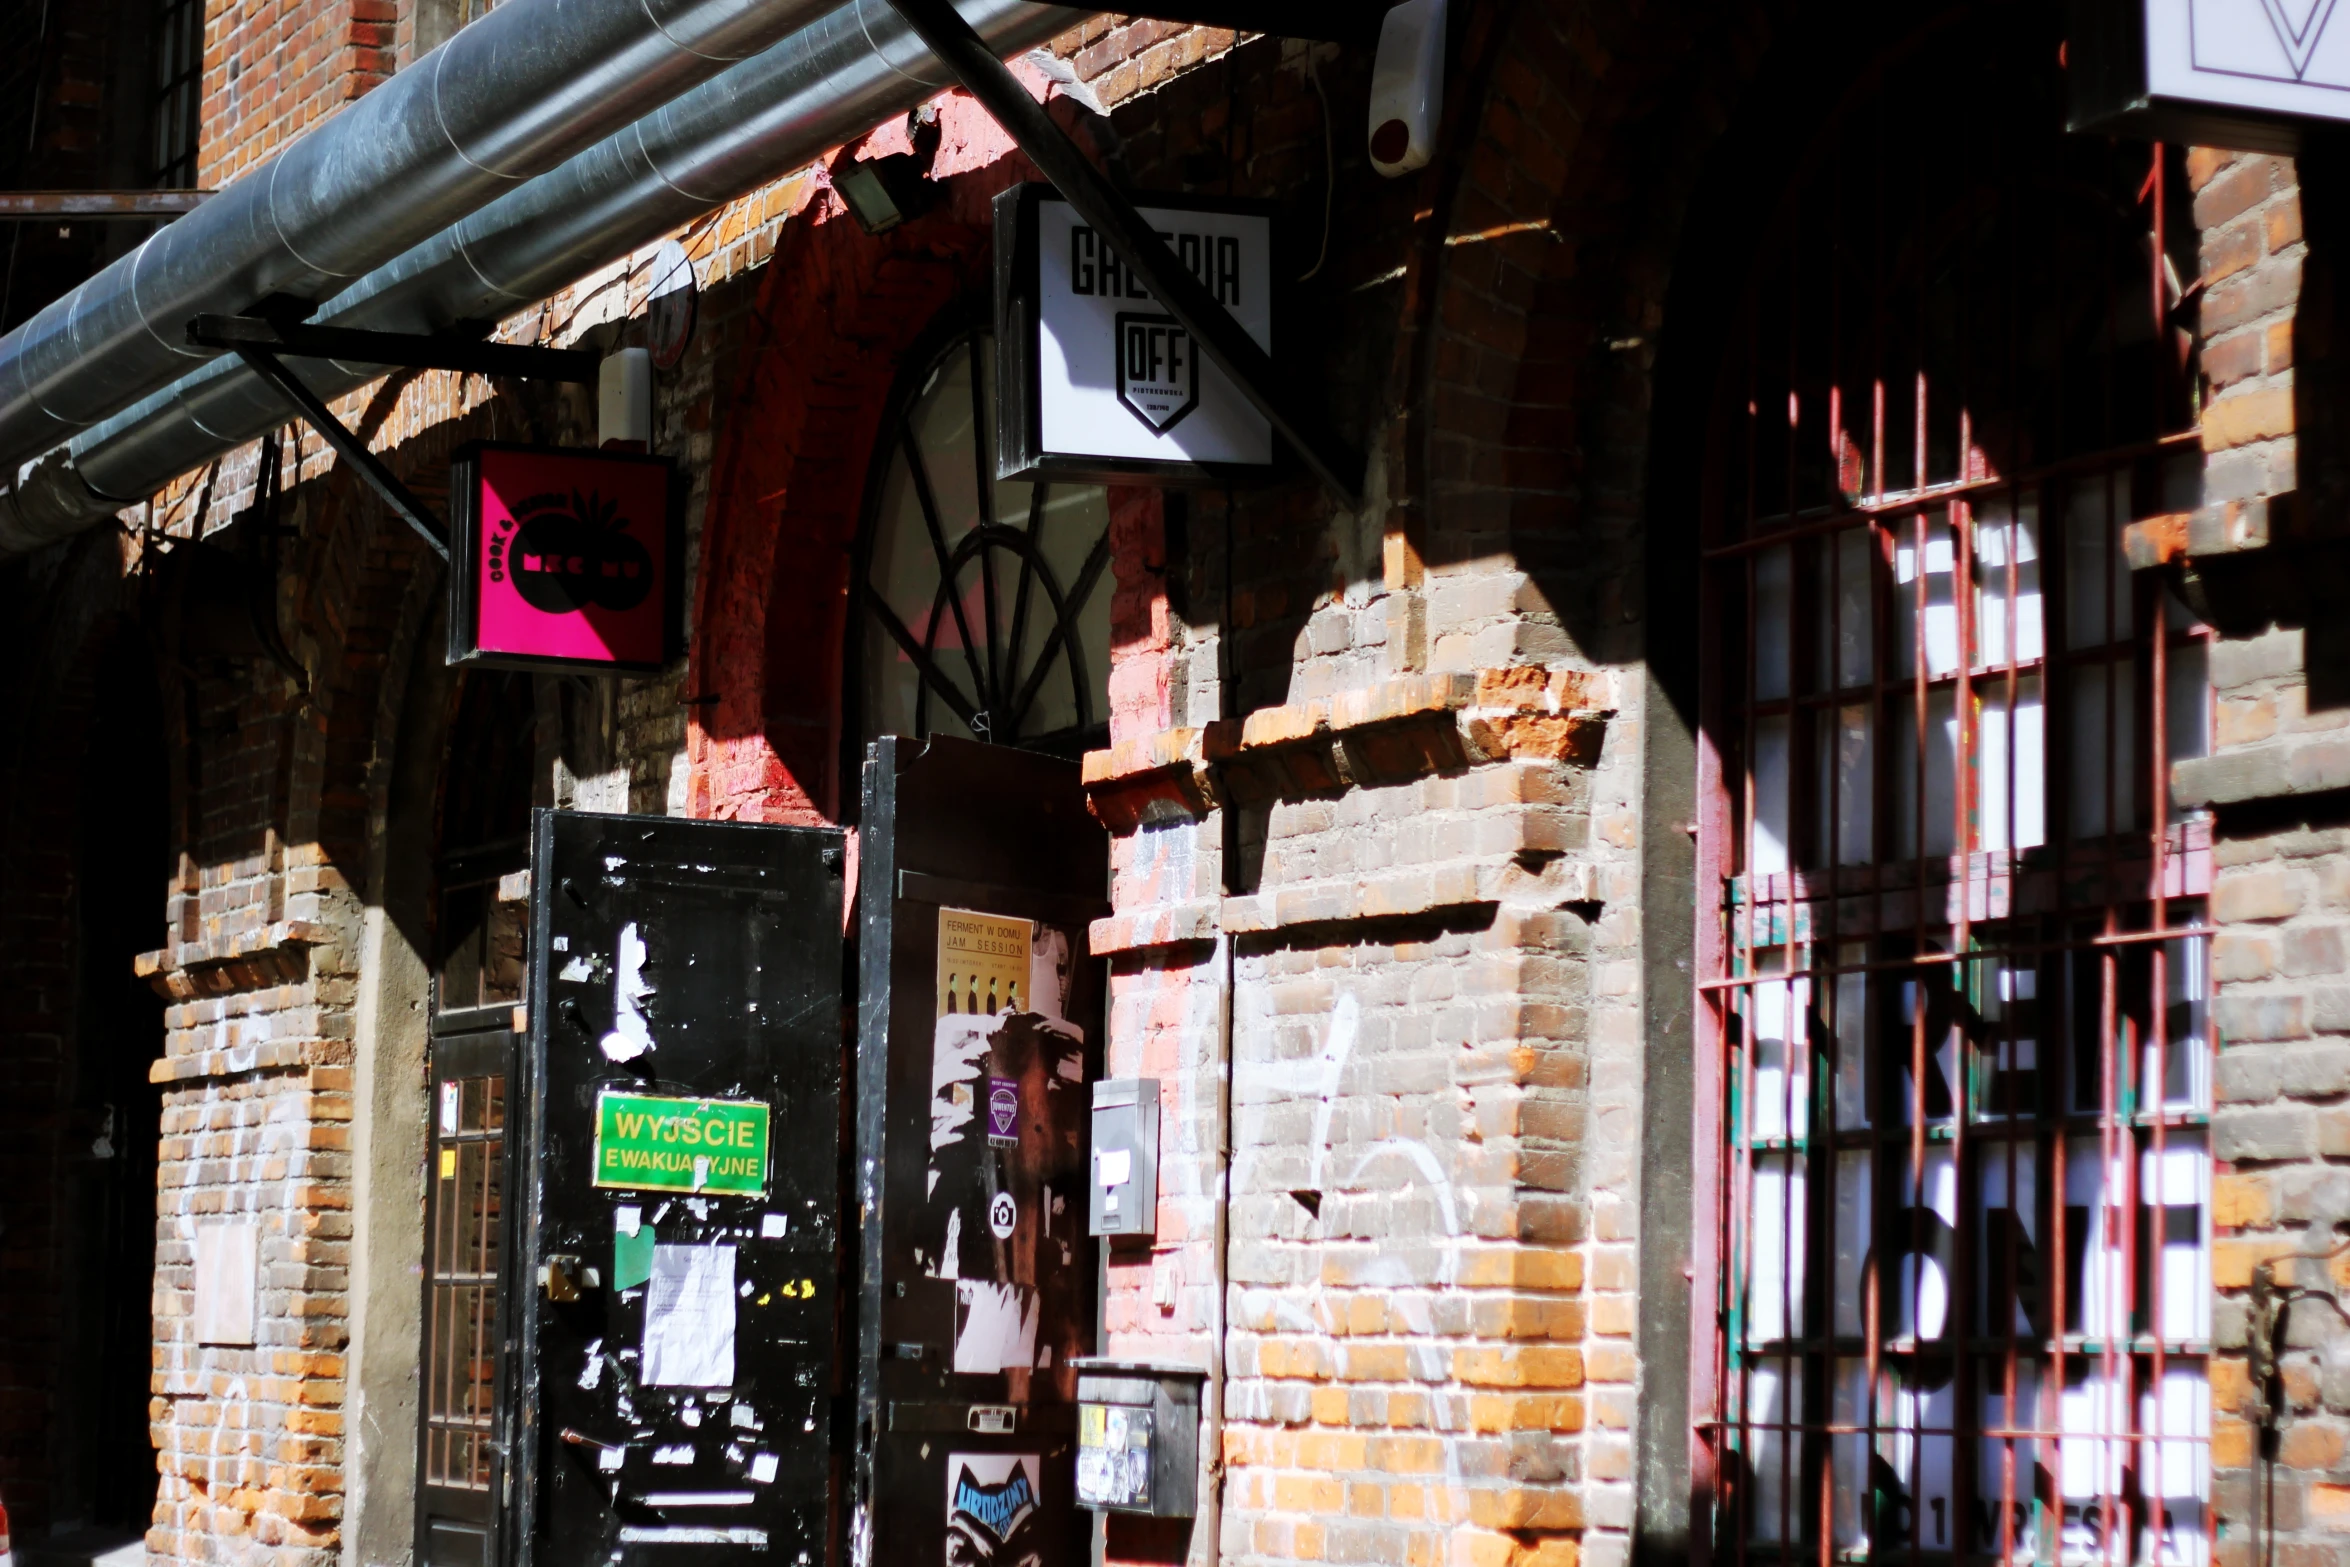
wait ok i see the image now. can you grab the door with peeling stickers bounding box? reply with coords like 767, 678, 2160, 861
852, 737, 1108, 1567
514, 811, 846, 1567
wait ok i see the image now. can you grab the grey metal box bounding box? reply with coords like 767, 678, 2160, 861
1088, 1078, 1159, 1238
1071, 1359, 1204, 1517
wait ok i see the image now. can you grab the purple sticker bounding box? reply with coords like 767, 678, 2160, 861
986, 1078, 1019, 1145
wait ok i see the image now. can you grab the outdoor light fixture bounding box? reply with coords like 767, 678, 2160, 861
835, 152, 936, 235
1369, 0, 1444, 176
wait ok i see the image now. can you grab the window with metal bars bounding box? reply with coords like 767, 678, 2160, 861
1695, 15, 2216, 1566
424, 1059, 507, 1492
148, 0, 201, 188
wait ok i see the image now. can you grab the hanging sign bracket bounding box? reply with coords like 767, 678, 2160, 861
186, 315, 605, 563
881, 0, 1365, 509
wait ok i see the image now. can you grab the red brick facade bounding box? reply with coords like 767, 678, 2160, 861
0, 5, 2340, 1567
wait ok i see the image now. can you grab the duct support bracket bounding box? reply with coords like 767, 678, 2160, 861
220, 339, 452, 561
188, 314, 602, 383
185, 315, 606, 563
881, 0, 1367, 510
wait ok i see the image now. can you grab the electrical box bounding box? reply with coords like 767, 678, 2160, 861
1089, 1079, 1159, 1238
1072, 1360, 1204, 1518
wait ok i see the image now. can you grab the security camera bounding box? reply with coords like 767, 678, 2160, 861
1369, 0, 1446, 177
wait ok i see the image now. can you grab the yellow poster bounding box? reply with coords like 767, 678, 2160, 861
938, 907, 1031, 1017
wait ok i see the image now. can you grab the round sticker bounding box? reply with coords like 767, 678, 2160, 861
988, 1191, 1017, 1240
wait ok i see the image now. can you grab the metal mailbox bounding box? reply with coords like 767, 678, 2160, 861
1071, 1360, 1203, 1518
1088, 1078, 1159, 1239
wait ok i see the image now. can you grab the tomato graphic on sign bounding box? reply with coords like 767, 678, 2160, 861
509, 488, 655, 614
453, 443, 675, 671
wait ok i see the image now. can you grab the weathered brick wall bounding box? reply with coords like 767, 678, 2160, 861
2172, 146, 2350, 1567
1066, 8, 1691, 1563
200, 0, 393, 186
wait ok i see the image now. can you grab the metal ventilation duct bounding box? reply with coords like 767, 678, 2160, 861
0, 0, 848, 472
0, 0, 1079, 555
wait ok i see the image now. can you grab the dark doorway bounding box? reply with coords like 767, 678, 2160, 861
53, 628, 169, 1540
417, 668, 538, 1567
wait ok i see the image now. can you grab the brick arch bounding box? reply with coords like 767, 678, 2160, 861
687, 101, 1051, 827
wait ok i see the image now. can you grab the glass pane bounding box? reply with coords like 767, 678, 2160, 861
1832, 947, 1869, 1128
1814, 703, 1874, 866
1743, 1153, 1807, 1345
1893, 511, 1960, 678
1742, 1357, 1804, 1543
864, 333, 1112, 750
1754, 544, 1792, 701
1972, 490, 2043, 671
1745, 955, 1809, 1142
1750, 715, 1790, 876
2068, 658, 2139, 840
1977, 672, 2045, 854
1816, 527, 1874, 692
2066, 477, 2132, 651
1892, 687, 1959, 859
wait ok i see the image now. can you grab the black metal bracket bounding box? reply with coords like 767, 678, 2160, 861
188, 313, 601, 383
1112, 4, 1386, 44
202, 335, 452, 561
883, 0, 1367, 509
185, 314, 607, 563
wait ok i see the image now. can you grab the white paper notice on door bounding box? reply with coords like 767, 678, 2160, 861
643, 1244, 736, 1386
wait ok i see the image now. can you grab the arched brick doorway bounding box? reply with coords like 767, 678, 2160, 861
689, 134, 1018, 828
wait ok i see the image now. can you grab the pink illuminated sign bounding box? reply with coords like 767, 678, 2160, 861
449, 443, 677, 672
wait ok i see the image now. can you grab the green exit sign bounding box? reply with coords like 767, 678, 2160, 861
592, 1091, 770, 1197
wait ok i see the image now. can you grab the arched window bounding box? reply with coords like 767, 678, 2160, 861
1698, 16, 2214, 1565
853, 326, 1113, 758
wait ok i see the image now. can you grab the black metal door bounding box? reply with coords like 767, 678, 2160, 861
852, 735, 1109, 1567
514, 811, 847, 1567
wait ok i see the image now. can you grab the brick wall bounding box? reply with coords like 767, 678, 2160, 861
200, 0, 393, 187
2171, 145, 2350, 1567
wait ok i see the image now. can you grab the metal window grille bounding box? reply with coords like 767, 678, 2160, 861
1694, 21, 2215, 1567
853, 325, 1114, 758
149, 0, 201, 188
424, 1069, 508, 1490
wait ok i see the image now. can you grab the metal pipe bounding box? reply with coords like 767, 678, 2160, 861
0, 0, 1081, 554
0, 0, 849, 471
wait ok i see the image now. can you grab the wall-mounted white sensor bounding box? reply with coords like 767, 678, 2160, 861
1369, 0, 1445, 177
599, 346, 652, 448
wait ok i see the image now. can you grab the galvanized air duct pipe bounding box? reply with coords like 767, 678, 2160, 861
0, 0, 1081, 553
0, 0, 853, 474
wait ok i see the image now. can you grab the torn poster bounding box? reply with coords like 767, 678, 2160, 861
952, 1279, 1039, 1374
614, 1207, 654, 1291
600, 921, 655, 1061
643, 1244, 736, 1387
920, 915, 1093, 1394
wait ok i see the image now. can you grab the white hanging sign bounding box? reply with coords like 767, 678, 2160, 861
2073, 0, 2350, 150
995, 184, 1275, 485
